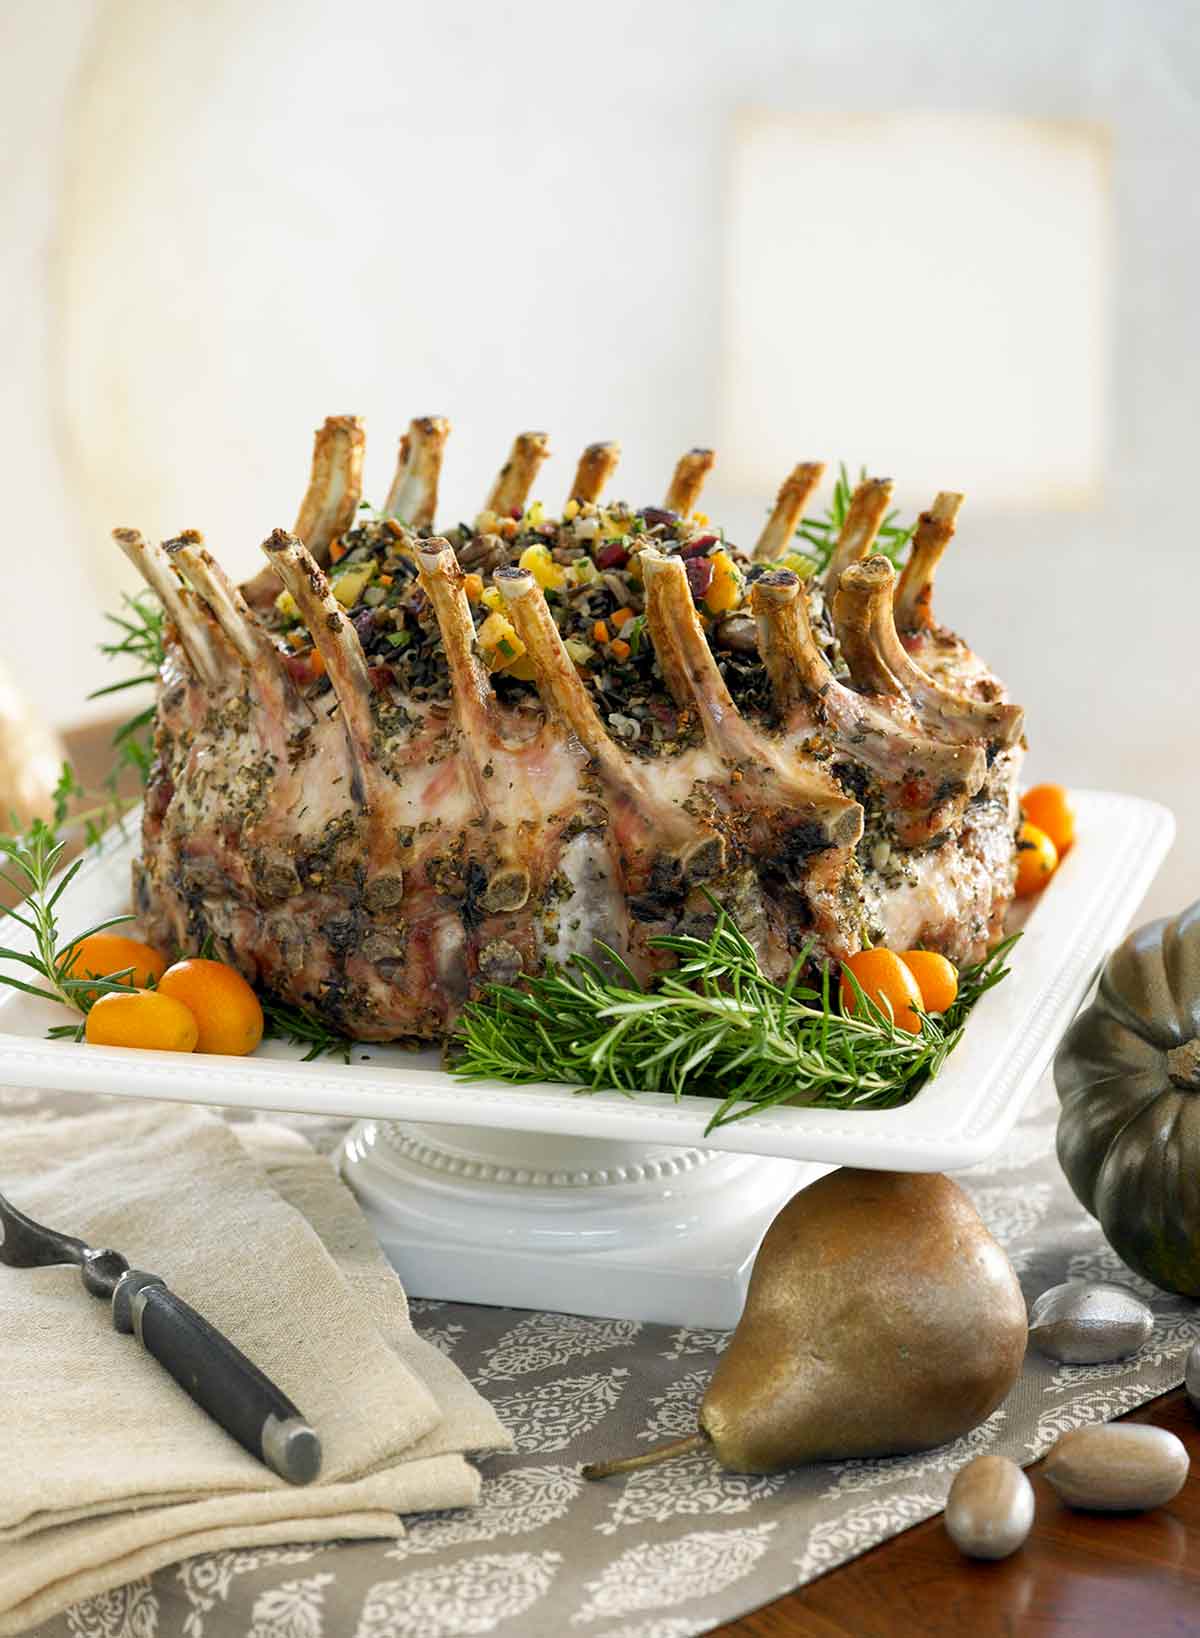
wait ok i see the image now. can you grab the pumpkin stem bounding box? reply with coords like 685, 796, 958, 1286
1166, 1038, 1200, 1090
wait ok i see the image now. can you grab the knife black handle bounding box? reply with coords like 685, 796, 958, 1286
112, 1270, 321, 1485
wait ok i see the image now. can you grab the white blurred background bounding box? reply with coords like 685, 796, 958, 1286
2, 0, 1197, 915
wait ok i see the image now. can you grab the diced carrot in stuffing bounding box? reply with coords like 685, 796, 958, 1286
593, 620, 609, 644
463, 573, 484, 602
329, 539, 346, 564
609, 638, 631, 661
611, 606, 634, 629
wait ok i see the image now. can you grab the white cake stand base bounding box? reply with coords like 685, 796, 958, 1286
337, 1119, 822, 1327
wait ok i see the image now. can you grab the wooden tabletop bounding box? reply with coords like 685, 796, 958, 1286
718, 1389, 1199, 1636
51, 720, 1200, 1637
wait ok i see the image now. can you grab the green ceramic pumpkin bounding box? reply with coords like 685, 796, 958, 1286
1055, 899, 1200, 1297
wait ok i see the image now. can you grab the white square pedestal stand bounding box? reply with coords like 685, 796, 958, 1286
338, 1119, 821, 1327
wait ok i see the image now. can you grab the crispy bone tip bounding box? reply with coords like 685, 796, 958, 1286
417, 537, 456, 571
494, 564, 537, 602
841, 555, 896, 589
774, 461, 825, 506
163, 529, 205, 556
262, 527, 302, 556
636, 545, 677, 582
751, 568, 801, 604
928, 491, 964, 522
318, 414, 365, 438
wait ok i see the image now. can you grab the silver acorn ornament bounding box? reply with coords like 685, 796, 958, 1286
1043, 1425, 1189, 1511
944, 1455, 1034, 1559
1028, 1280, 1153, 1364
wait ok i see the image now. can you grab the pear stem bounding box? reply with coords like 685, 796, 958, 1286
581, 1431, 708, 1480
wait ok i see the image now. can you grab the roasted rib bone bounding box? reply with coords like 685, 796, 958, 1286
894, 492, 963, 634
640, 549, 861, 855
835, 556, 1023, 749
752, 568, 986, 847
664, 448, 715, 517
240, 416, 365, 609
567, 441, 621, 505
822, 476, 894, 598
486, 432, 551, 517
113, 528, 228, 689
386, 416, 450, 528
754, 462, 825, 562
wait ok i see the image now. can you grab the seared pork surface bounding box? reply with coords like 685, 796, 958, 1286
123, 421, 1025, 1042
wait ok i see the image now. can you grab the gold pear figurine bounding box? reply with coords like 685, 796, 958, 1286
584, 1169, 1027, 1479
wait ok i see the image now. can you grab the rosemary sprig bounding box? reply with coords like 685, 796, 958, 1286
261, 997, 354, 1063
452, 909, 1018, 1134
93, 589, 165, 695
0, 820, 137, 1039
49, 762, 140, 852
89, 588, 165, 796
791, 462, 916, 576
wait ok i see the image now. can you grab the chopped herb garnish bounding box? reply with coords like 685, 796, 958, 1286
624, 614, 648, 656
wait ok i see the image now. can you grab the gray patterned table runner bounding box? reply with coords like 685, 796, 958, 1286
7, 1077, 1196, 1638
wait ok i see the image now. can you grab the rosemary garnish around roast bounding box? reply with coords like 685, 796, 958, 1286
260, 996, 354, 1063
0, 820, 137, 1040
453, 905, 1018, 1133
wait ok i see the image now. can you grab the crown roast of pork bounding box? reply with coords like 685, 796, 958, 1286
120, 417, 1025, 1042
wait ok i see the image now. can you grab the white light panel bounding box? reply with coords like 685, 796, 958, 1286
721, 111, 1111, 508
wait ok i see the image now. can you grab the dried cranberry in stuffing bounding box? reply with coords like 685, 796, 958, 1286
641, 506, 678, 529
283, 650, 316, 685
680, 534, 717, 559
685, 556, 714, 600
368, 664, 394, 692
595, 541, 630, 570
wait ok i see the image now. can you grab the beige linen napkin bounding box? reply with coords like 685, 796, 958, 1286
0, 1104, 510, 1635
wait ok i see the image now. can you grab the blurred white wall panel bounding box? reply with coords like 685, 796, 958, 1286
0, 0, 101, 729
51, 0, 716, 595
722, 111, 1110, 509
